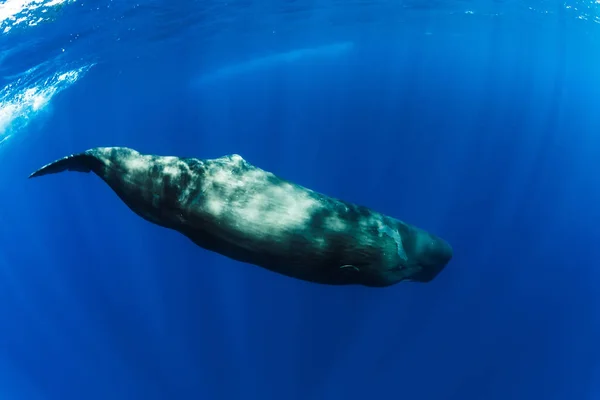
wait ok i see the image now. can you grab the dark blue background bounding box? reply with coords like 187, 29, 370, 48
1, 1, 599, 399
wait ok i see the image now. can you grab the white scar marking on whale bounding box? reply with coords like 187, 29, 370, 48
205, 197, 225, 216
122, 154, 148, 171
378, 222, 408, 261
201, 155, 320, 239
324, 215, 346, 232
162, 163, 180, 178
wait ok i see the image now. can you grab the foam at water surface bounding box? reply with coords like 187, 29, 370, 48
0, 0, 93, 145
0, 0, 73, 34
0, 63, 93, 142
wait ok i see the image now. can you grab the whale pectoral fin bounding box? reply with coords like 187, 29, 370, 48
29, 153, 101, 178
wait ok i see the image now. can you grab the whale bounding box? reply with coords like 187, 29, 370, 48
29, 146, 453, 287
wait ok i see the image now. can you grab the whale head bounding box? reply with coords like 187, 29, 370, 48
407, 228, 453, 282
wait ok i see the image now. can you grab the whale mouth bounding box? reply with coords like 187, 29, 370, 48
411, 261, 450, 282
408, 243, 453, 283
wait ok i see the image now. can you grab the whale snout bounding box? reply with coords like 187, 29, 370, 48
429, 237, 453, 266
410, 232, 453, 282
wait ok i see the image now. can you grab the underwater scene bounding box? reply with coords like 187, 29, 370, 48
0, 0, 599, 399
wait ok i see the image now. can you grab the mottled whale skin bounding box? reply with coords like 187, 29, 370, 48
29, 147, 452, 287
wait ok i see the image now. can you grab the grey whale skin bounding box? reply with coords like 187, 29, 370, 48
29, 147, 452, 287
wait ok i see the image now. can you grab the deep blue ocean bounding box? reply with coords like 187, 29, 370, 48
1, 0, 599, 399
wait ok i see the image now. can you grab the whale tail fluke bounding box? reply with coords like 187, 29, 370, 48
29, 152, 101, 179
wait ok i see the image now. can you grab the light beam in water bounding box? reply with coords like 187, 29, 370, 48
195, 41, 355, 84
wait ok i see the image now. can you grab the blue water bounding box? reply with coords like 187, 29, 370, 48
1, 0, 600, 398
